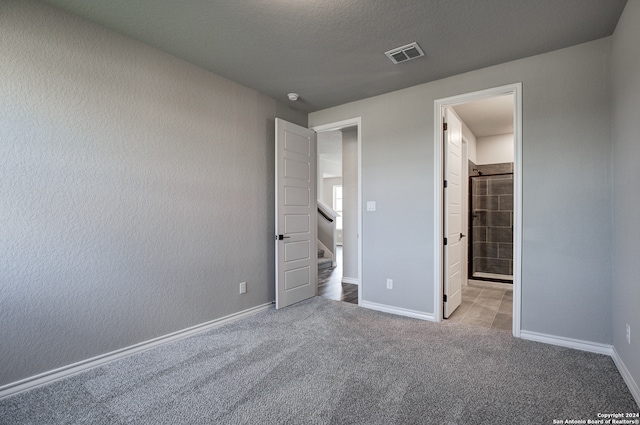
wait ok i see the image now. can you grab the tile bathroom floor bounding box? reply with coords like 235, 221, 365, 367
447, 284, 512, 331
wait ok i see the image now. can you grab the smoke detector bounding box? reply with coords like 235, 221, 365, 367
385, 42, 425, 64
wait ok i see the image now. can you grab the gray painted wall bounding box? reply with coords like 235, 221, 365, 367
310, 38, 613, 344
611, 1, 640, 392
0, 0, 306, 386
342, 128, 358, 281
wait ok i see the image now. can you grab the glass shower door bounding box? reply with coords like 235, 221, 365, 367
469, 173, 513, 282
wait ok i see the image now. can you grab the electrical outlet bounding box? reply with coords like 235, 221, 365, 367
386, 278, 393, 289
239, 281, 247, 294
626, 324, 631, 344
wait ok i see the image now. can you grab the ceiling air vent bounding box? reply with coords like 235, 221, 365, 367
385, 42, 425, 64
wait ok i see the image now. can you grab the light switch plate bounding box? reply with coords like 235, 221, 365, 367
367, 201, 376, 211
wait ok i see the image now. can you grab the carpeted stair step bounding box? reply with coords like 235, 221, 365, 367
318, 256, 333, 271
317, 248, 333, 271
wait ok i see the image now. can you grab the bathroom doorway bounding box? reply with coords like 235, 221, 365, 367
435, 84, 522, 336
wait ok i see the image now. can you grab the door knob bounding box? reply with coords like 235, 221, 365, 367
276, 235, 290, 240
460, 233, 466, 239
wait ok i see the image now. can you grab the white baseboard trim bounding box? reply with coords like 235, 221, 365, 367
341, 277, 359, 285
611, 347, 640, 408
519, 330, 613, 355
0, 302, 273, 401
360, 301, 435, 322
519, 331, 640, 406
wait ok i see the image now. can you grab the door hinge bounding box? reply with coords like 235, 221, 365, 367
444, 180, 448, 188
443, 294, 448, 302
444, 237, 448, 245
443, 122, 448, 131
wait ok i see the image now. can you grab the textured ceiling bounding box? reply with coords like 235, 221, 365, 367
42, 0, 627, 113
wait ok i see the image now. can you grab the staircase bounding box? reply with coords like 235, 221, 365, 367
317, 200, 337, 273
317, 248, 333, 271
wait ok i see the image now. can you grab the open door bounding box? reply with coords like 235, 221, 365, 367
443, 109, 463, 318
275, 118, 317, 309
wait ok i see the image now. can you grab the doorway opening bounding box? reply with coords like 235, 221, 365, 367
312, 119, 362, 305
434, 84, 522, 337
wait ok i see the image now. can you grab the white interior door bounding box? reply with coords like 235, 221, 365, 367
443, 108, 463, 318
275, 118, 317, 309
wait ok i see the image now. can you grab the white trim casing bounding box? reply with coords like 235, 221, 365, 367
434, 83, 523, 338
341, 277, 359, 285
519, 330, 613, 355
0, 303, 273, 401
360, 300, 436, 322
612, 347, 640, 408
520, 330, 640, 406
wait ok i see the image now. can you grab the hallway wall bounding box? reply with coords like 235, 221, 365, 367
476, 134, 514, 165
310, 38, 613, 344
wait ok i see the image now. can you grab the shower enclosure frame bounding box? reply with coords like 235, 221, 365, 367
467, 171, 514, 284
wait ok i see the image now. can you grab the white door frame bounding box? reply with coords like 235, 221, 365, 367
311, 118, 363, 305
434, 83, 522, 337
460, 134, 469, 289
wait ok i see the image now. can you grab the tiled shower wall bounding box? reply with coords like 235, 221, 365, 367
469, 162, 514, 278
